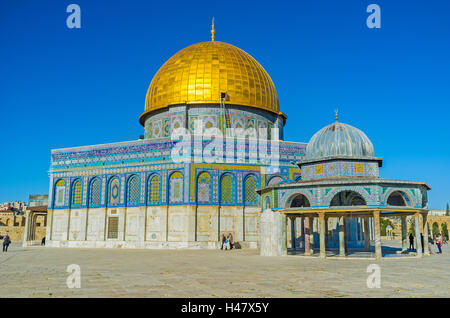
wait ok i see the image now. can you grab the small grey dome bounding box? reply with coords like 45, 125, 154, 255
305, 121, 374, 160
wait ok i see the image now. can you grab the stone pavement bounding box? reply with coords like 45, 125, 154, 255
0, 242, 449, 297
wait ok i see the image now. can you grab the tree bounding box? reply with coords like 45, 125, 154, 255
446, 203, 449, 216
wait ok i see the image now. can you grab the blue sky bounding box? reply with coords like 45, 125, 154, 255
0, 0, 449, 209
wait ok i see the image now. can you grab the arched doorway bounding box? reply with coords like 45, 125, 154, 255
287, 194, 311, 252
329, 191, 367, 254
290, 194, 311, 208
387, 191, 410, 206
330, 191, 366, 206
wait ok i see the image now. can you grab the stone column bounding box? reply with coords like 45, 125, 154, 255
401, 215, 408, 253
343, 217, 348, 253
22, 210, 31, 247
304, 216, 311, 255
260, 210, 287, 256
290, 216, 296, 250
319, 213, 326, 258
363, 216, 370, 251
300, 217, 305, 249
309, 217, 314, 255
415, 213, 423, 257
422, 212, 429, 256
373, 210, 382, 259
339, 216, 346, 256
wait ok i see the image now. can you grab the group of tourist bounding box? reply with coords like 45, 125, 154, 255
220, 233, 235, 250
409, 232, 445, 255
428, 233, 445, 255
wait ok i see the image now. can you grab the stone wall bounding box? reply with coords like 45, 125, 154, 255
47, 205, 260, 249
1, 214, 46, 242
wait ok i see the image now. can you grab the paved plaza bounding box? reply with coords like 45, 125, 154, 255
1, 242, 449, 297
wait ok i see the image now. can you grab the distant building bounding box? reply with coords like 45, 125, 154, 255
28, 195, 48, 207
0, 201, 26, 212
429, 210, 446, 216
0, 207, 47, 242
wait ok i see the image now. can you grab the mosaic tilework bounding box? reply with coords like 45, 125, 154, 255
149, 175, 160, 203
82, 177, 87, 205
237, 173, 243, 203
140, 173, 145, 203
55, 179, 66, 207
101, 177, 106, 205
162, 119, 170, 137
89, 179, 101, 206
169, 171, 183, 203
120, 175, 125, 204
109, 178, 120, 205
301, 160, 380, 179
51, 138, 306, 168
354, 163, 364, 174
244, 175, 257, 205
197, 171, 211, 203
366, 162, 378, 176
213, 172, 218, 203
162, 171, 167, 203
127, 176, 140, 205
72, 180, 82, 205
220, 175, 233, 203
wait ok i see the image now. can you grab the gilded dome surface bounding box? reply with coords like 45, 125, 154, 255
140, 41, 279, 124
305, 121, 375, 160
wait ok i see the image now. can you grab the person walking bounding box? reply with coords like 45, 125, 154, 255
2, 233, 11, 252
427, 234, 434, 255
223, 236, 229, 250
228, 233, 234, 250
220, 234, 226, 250
409, 233, 415, 250
436, 234, 443, 254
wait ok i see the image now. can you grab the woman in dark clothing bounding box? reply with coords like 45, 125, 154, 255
220, 234, 226, 250
409, 233, 414, 250
2, 233, 11, 252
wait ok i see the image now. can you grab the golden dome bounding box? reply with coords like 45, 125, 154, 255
139, 41, 279, 124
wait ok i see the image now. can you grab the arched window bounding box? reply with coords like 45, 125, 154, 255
290, 194, 311, 207
197, 172, 211, 203
169, 171, 183, 203
89, 178, 101, 206
72, 180, 82, 206
267, 176, 283, 186
127, 176, 140, 205
387, 191, 409, 206
264, 196, 271, 210
108, 178, 120, 205
330, 191, 366, 206
148, 175, 160, 204
220, 174, 233, 204
54, 179, 66, 207
244, 175, 257, 205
